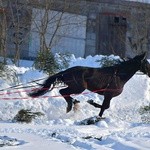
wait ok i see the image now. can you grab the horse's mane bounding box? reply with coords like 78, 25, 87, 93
114, 56, 141, 68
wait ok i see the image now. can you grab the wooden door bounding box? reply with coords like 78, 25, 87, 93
97, 13, 127, 57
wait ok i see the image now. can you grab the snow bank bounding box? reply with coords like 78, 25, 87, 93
0, 54, 149, 150
0, 54, 149, 123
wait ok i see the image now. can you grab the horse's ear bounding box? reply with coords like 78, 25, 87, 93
135, 52, 147, 60
141, 52, 147, 60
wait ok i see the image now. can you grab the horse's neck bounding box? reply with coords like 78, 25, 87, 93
118, 63, 139, 82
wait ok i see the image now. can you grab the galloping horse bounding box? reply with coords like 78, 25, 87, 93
28, 53, 150, 118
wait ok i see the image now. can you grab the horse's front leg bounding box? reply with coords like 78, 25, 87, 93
99, 96, 112, 117
87, 100, 102, 108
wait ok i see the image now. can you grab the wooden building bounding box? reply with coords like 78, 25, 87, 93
1, 0, 150, 59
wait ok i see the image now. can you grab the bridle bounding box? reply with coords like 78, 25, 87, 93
140, 59, 150, 76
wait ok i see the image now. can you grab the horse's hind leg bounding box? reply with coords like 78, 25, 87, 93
59, 88, 74, 113
65, 96, 74, 113
73, 99, 80, 112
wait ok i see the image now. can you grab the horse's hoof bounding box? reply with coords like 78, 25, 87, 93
96, 116, 105, 120
66, 106, 72, 113
87, 99, 93, 104
73, 99, 80, 104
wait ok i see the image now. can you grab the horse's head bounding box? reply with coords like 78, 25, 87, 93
132, 52, 150, 77
140, 59, 150, 77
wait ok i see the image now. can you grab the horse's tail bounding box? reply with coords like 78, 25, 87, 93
28, 73, 62, 97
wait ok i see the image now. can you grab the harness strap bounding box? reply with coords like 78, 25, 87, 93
104, 68, 118, 90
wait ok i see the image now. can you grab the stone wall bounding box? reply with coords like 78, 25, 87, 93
3, 0, 150, 58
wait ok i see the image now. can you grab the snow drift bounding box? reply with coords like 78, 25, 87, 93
0, 54, 149, 150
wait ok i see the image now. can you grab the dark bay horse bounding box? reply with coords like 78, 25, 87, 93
28, 53, 150, 118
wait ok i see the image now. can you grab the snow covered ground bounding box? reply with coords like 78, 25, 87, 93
0, 55, 150, 150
